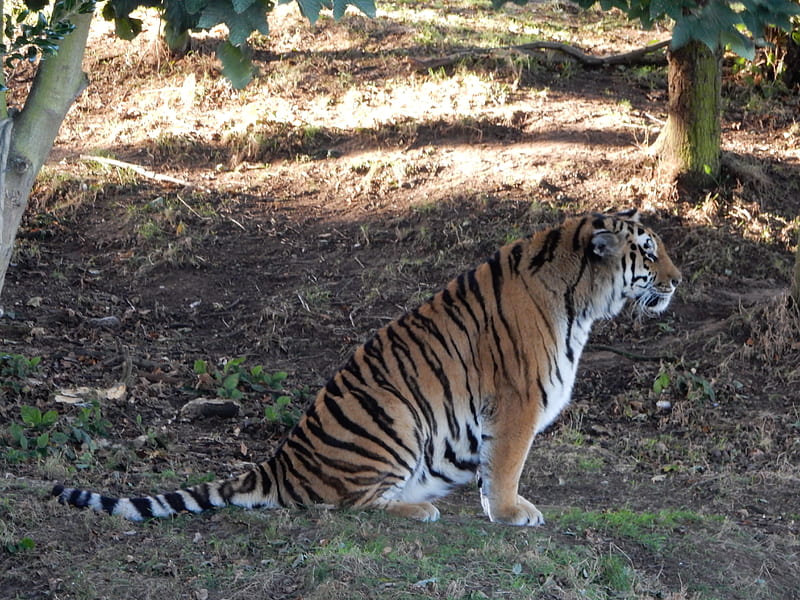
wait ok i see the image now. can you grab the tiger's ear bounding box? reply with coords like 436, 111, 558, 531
616, 208, 640, 222
591, 230, 625, 258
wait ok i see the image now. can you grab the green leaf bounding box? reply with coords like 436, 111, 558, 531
20, 406, 42, 427
19, 537, 35, 550
224, 357, 247, 373
216, 40, 254, 88
36, 432, 49, 449
233, 0, 258, 13
8, 423, 24, 444
193, 359, 208, 374
222, 373, 241, 391
24, 0, 48, 13
42, 410, 59, 426
653, 372, 671, 395
50, 431, 69, 446
185, 0, 208, 14
332, 0, 376, 20
114, 16, 143, 41
671, 19, 693, 51
199, 0, 270, 46
295, 0, 326, 24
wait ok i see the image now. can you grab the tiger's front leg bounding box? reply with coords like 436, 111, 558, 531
478, 392, 544, 526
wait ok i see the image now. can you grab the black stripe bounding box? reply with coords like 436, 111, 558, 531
68, 488, 84, 507
399, 319, 459, 436
276, 452, 307, 505
383, 326, 435, 430
349, 387, 416, 457
238, 470, 258, 494
466, 424, 480, 454
187, 485, 215, 511
564, 286, 576, 363
264, 459, 283, 505
410, 309, 453, 359
323, 394, 410, 468
425, 439, 455, 485
529, 228, 561, 273
537, 376, 548, 408
163, 492, 187, 513
101, 495, 118, 515
454, 273, 483, 333
444, 440, 479, 472
130, 497, 154, 519
508, 242, 523, 273
572, 217, 588, 251
285, 451, 328, 503
488, 252, 518, 377
304, 411, 394, 466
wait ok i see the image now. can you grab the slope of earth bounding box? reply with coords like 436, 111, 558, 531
1, 2, 799, 600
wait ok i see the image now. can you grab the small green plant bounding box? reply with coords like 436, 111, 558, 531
0, 354, 41, 379
193, 358, 302, 425
5, 406, 59, 461
4, 536, 35, 555
264, 394, 302, 427
194, 357, 289, 400
2, 399, 112, 464
653, 366, 716, 404
0, 354, 42, 395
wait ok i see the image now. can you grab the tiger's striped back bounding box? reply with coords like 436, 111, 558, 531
53, 209, 680, 525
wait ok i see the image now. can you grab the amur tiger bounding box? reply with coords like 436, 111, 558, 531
53, 209, 680, 526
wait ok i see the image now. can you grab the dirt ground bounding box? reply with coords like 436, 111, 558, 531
1, 3, 800, 599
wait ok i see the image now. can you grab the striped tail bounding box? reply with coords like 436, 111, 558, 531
51, 463, 281, 521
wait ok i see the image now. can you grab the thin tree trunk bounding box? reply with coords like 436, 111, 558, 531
0, 11, 93, 301
792, 230, 800, 308
651, 40, 722, 187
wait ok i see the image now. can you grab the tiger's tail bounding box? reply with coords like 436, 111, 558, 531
51, 461, 281, 521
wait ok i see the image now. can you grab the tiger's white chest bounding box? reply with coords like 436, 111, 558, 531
534, 323, 591, 434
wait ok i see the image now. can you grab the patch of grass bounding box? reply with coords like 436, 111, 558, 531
577, 457, 605, 472
225, 121, 341, 164
555, 507, 708, 553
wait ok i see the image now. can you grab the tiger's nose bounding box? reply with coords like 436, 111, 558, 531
671, 275, 681, 288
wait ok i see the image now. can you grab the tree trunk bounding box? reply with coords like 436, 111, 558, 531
651, 40, 722, 187
0, 11, 93, 302
781, 29, 800, 88
792, 230, 800, 308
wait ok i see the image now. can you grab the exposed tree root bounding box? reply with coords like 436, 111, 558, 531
410, 39, 669, 71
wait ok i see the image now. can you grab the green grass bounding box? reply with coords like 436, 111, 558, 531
555, 507, 710, 553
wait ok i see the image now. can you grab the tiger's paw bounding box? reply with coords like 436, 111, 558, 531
484, 495, 545, 527
385, 501, 441, 522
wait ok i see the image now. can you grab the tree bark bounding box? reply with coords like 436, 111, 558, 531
792, 230, 800, 308
651, 40, 722, 187
0, 11, 93, 302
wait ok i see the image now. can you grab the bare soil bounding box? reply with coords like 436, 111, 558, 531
1, 3, 799, 599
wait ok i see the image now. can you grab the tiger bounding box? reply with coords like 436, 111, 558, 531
52, 209, 680, 526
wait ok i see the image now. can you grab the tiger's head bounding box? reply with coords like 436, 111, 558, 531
586, 209, 681, 319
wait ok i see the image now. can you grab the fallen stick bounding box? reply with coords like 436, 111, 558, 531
80, 154, 195, 188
